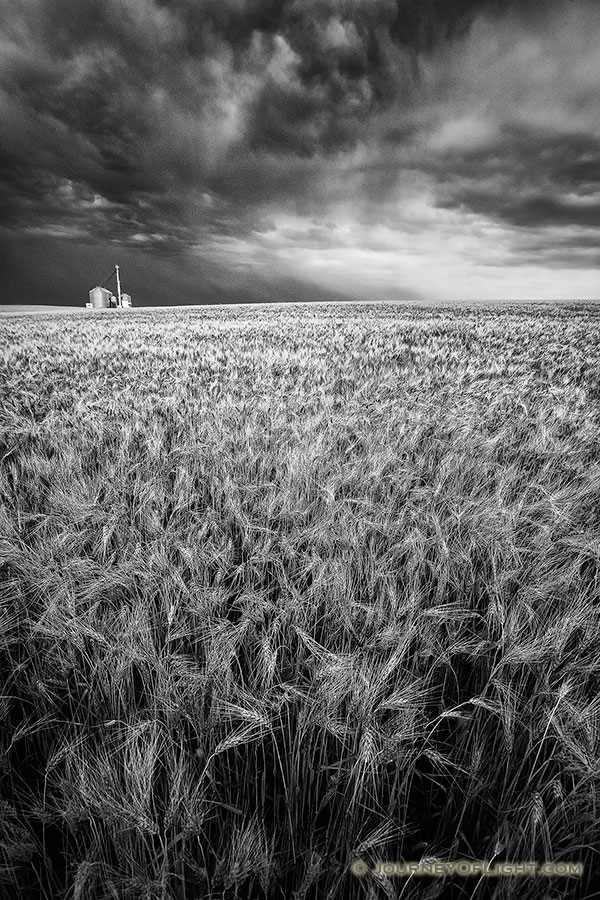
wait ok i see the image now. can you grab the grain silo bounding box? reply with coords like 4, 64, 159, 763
86, 266, 134, 308
89, 286, 111, 308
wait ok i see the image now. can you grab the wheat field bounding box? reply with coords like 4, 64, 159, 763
1, 301, 599, 899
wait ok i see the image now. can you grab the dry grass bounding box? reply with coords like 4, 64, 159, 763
1, 301, 599, 899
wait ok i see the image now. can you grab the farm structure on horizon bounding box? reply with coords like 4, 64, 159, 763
86, 265, 133, 309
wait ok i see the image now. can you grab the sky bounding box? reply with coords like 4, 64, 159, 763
1, 0, 599, 306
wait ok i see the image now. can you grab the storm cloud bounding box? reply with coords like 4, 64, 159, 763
1, 0, 598, 303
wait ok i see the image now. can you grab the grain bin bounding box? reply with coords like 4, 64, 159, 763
89, 286, 111, 308
86, 267, 134, 308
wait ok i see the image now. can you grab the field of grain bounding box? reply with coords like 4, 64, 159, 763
1, 302, 599, 900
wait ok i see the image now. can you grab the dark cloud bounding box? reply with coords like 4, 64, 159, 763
430, 126, 600, 229
0, 232, 359, 306
450, 191, 600, 230
0, 0, 598, 304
